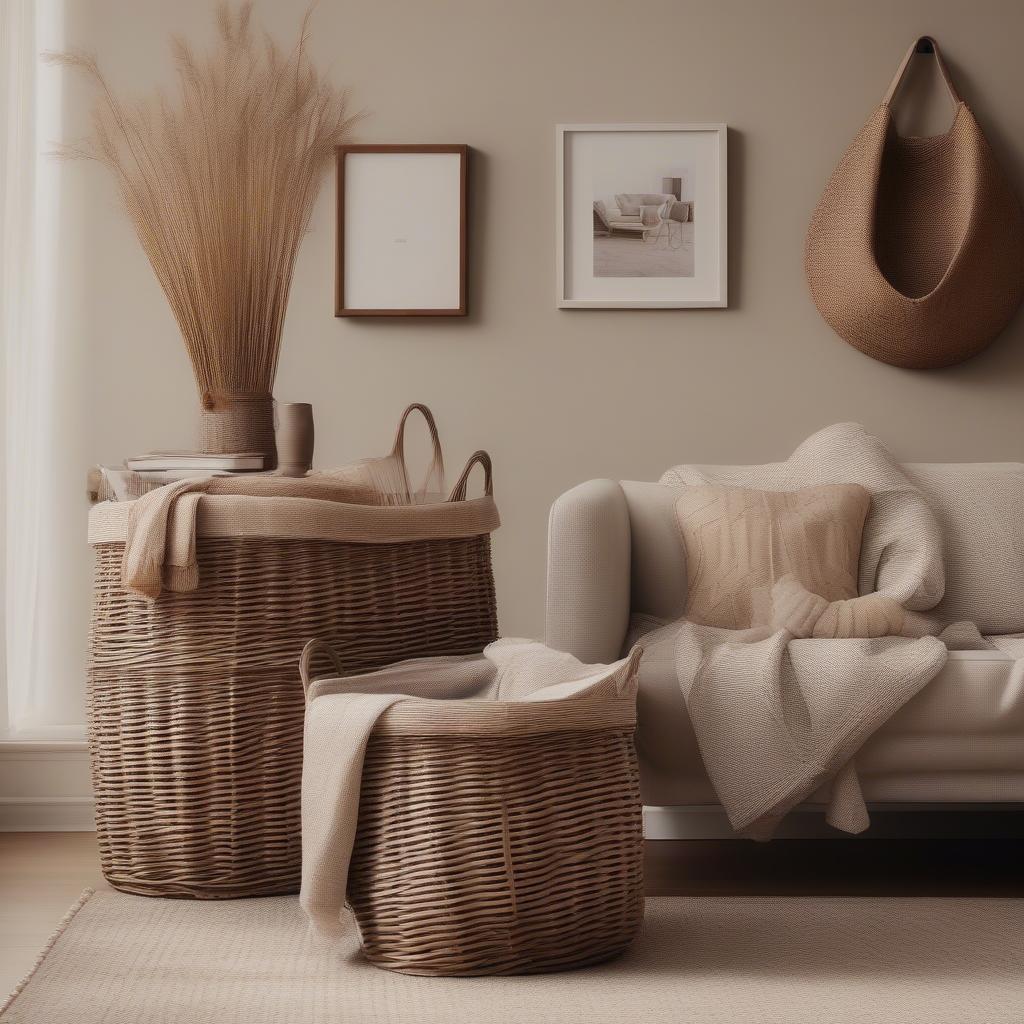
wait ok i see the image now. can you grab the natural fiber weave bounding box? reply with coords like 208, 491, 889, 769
198, 393, 277, 468
9, 891, 1024, 1024
88, 521, 498, 898
806, 37, 1024, 369
348, 724, 643, 976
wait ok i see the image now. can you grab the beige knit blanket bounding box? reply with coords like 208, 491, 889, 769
300, 640, 641, 938
654, 423, 957, 839
121, 475, 386, 599
117, 472, 501, 600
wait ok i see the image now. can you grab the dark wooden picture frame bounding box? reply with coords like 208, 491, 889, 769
335, 144, 469, 317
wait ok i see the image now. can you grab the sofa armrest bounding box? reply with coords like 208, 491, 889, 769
545, 479, 631, 664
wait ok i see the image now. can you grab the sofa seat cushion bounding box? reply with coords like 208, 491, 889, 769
904, 463, 1024, 633
632, 619, 1024, 807
632, 618, 719, 805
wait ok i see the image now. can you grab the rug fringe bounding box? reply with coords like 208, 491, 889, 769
0, 888, 95, 1018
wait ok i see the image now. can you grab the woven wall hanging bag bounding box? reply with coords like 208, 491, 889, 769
805, 37, 1024, 369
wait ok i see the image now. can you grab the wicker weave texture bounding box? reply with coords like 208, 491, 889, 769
805, 40, 1024, 369
88, 533, 498, 899
348, 728, 644, 976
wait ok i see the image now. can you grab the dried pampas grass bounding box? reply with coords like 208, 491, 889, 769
49, 3, 362, 459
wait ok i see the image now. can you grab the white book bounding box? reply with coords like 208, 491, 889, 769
126, 452, 264, 472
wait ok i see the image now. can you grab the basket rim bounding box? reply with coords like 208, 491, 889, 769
88, 493, 500, 546
366, 694, 638, 736
306, 649, 642, 737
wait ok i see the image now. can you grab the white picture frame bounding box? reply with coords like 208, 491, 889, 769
556, 123, 728, 309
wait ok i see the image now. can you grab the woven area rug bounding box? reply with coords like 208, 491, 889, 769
3, 890, 1023, 1023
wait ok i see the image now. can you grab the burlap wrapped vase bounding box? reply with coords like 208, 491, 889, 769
199, 391, 278, 469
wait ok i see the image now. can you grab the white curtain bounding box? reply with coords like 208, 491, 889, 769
1, 0, 86, 737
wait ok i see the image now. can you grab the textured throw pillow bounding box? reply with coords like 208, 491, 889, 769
675, 483, 871, 630
661, 423, 945, 613
904, 463, 1024, 634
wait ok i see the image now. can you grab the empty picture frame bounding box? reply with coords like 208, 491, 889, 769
336, 144, 469, 316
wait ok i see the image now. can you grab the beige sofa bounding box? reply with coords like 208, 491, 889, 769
594, 193, 676, 239
545, 469, 1024, 834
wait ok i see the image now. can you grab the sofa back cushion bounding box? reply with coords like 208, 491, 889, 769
904, 463, 1024, 634
624, 462, 1024, 635
616, 192, 674, 217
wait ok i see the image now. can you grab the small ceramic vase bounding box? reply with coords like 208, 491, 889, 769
275, 403, 314, 477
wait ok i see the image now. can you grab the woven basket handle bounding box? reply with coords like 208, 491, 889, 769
299, 638, 346, 700
883, 36, 961, 108
391, 404, 445, 499
447, 450, 493, 502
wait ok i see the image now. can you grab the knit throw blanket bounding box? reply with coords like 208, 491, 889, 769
121, 474, 386, 599
649, 422, 962, 839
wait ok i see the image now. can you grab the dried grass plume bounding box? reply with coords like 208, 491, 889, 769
47, 2, 363, 407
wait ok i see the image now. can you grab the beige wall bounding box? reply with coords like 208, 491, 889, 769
65, 0, 1024, 651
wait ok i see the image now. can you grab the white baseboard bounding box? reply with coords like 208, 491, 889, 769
0, 740, 94, 831
0, 796, 95, 831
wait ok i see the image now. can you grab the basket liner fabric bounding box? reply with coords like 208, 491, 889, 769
299, 640, 642, 940
88, 459, 498, 600
88, 492, 499, 545
805, 37, 1024, 369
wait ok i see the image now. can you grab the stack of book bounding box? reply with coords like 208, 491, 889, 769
89, 452, 266, 503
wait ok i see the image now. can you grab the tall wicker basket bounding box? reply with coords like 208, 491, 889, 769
303, 646, 645, 976
87, 455, 499, 900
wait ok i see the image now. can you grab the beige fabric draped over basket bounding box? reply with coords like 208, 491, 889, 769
805, 37, 1024, 369
300, 645, 645, 977
86, 453, 498, 900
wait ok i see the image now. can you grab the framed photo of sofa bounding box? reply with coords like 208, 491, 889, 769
556, 124, 727, 309
336, 144, 468, 316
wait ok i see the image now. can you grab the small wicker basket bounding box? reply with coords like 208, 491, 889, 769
87, 454, 499, 900
302, 645, 645, 976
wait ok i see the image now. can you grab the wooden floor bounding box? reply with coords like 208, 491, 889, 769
2, 832, 1022, 998
0, 834, 108, 998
